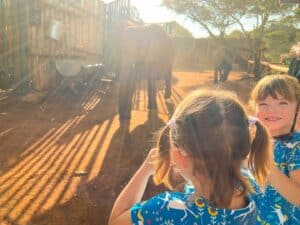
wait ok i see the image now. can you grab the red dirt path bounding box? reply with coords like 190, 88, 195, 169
0, 70, 256, 225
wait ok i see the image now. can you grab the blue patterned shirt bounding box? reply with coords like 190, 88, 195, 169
131, 170, 276, 225
263, 132, 300, 225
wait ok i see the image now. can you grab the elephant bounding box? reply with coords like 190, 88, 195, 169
117, 24, 174, 120
213, 46, 233, 84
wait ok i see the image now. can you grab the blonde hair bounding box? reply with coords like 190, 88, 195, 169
154, 90, 271, 208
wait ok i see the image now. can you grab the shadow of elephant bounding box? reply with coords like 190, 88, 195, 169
117, 24, 174, 120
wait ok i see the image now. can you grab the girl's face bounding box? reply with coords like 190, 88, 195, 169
255, 93, 298, 136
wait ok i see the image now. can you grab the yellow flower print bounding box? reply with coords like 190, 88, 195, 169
256, 215, 271, 225
275, 204, 281, 209
137, 209, 144, 223
208, 207, 218, 217
195, 198, 205, 208
257, 215, 262, 222
280, 163, 286, 169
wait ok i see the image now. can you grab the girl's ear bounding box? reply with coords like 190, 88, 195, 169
171, 148, 189, 169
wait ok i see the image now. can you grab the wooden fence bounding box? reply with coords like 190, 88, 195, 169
172, 38, 250, 70
104, 0, 130, 27
103, 0, 131, 72
0, 0, 105, 92
247, 60, 288, 75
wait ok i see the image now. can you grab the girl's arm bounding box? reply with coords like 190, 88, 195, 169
268, 164, 300, 206
108, 148, 157, 225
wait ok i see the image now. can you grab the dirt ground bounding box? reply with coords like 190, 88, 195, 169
0, 70, 257, 225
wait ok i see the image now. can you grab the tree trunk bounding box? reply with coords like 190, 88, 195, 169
253, 38, 263, 80
254, 52, 261, 80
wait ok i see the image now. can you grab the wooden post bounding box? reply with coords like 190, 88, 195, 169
18, 0, 29, 93
0, 0, 8, 76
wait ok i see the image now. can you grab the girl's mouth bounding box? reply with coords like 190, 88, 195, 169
265, 117, 281, 121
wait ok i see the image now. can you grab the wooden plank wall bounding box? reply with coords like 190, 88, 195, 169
0, 0, 105, 92
105, 0, 130, 26
0, 0, 29, 91
103, 0, 131, 73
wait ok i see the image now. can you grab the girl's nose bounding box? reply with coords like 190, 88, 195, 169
265, 104, 277, 112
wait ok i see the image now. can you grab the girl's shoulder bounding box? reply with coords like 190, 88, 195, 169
292, 131, 300, 142
132, 191, 186, 212
132, 191, 187, 209
240, 169, 283, 225
131, 191, 189, 225
282, 132, 300, 154
240, 168, 262, 194
131, 191, 258, 225
274, 132, 300, 151
272, 132, 300, 173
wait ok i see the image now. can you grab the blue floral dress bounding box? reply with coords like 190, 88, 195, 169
263, 132, 300, 225
131, 169, 276, 225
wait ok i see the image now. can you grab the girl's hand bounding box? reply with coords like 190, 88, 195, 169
141, 148, 158, 177
109, 149, 159, 225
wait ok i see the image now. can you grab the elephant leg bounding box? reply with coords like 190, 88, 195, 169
214, 67, 219, 84
119, 65, 135, 120
219, 69, 224, 82
220, 66, 229, 82
147, 73, 157, 109
223, 64, 232, 81
164, 69, 172, 99
222, 69, 228, 81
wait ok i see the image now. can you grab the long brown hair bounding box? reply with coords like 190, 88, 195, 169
154, 90, 271, 208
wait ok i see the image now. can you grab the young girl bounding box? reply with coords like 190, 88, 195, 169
109, 90, 274, 225
249, 75, 300, 224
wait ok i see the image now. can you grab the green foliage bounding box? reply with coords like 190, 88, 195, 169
227, 30, 246, 38
264, 23, 300, 62
162, 0, 296, 78
279, 6, 300, 26
170, 21, 193, 38
162, 0, 237, 39
296, 30, 300, 40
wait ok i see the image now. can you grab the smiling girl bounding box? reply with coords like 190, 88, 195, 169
250, 75, 300, 224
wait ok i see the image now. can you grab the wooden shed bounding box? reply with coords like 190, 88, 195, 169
0, 0, 105, 93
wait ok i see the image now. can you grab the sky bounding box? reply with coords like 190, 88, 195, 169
103, 0, 258, 38
103, 0, 208, 37
130, 0, 209, 37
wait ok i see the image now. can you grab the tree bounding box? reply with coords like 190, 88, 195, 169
225, 0, 295, 78
130, 6, 143, 23
162, 0, 236, 41
169, 21, 194, 38
263, 23, 299, 62
227, 30, 246, 38
280, 7, 300, 26
162, 0, 295, 79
